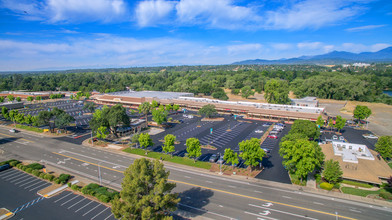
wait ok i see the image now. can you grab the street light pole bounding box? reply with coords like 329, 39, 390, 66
98, 162, 102, 185
219, 152, 223, 175
91, 130, 93, 147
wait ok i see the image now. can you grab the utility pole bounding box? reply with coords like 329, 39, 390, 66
98, 162, 102, 185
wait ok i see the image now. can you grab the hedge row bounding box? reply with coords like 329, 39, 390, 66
75, 183, 119, 203
0, 159, 21, 167
320, 182, 334, 190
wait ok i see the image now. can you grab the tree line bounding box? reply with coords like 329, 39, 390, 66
1, 64, 392, 105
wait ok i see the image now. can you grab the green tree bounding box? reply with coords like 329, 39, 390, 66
212, 88, 229, 100
37, 111, 53, 129
111, 158, 179, 219
15, 113, 24, 124
131, 133, 140, 146
152, 109, 168, 125
353, 105, 372, 123
316, 115, 324, 128
54, 112, 74, 132
165, 104, 173, 112
96, 126, 109, 139
139, 133, 153, 149
151, 100, 159, 108
172, 104, 179, 111
139, 102, 152, 126
375, 136, 392, 160
1, 107, 8, 119
35, 96, 42, 101
323, 159, 343, 184
264, 79, 290, 104
279, 138, 325, 183
335, 116, 346, 133
83, 102, 96, 113
289, 120, 320, 140
0, 96, 4, 103
7, 95, 15, 102
163, 134, 176, 156
328, 118, 334, 131
16, 97, 21, 102
198, 104, 217, 118
240, 86, 255, 99
223, 148, 239, 167
239, 138, 265, 171
186, 138, 201, 162
24, 114, 34, 125
9, 109, 19, 126
106, 104, 130, 137
27, 96, 34, 102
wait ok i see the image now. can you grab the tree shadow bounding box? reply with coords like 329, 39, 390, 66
175, 187, 214, 219
0, 137, 22, 145
261, 156, 274, 169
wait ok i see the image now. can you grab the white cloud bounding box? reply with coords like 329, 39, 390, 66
271, 43, 293, 50
265, 0, 368, 30
345, 24, 386, 32
227, 43, 262, 55
0, 0, 127, 23
340, 43, 391, 53
135, 0, 175, 26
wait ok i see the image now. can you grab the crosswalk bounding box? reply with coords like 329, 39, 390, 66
11, 196, 45, 214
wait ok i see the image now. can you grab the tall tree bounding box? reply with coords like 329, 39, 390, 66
316, 115, 324, 128
152, 109, 168, 125
37, 111, 53, 129
375, 136, 392, 160
323, 159, 343, 184
239, 138, 265, 171
186, 138, 201, 162
264, 79, 290, 104
198, 104, 217, 118
106, 104, 130, 137
27, 96, 34, 102
139, 102, 152, 126
96, 126, 109, 139
151, 100, 159, 108
55, 113, 74, 132
138, 133, 153, 150
353, 105, 372, 123
240, 86, 255, 99
223, 148, 239, 167
289, 120, 320, 140
172, 104, 179, 112
7, 95, 15, 102
0, 96, 4, 103
111, 158, 180, 219
334, 116, 346, 133
279, 138, 325, 183
16, 97, 21, 102
9, 109, 19, 127
1, 107, 8, 119
162, 134, 176, 156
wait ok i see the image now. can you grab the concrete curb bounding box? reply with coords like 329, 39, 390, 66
0, 208, 13, 220
38, 180, 79, 198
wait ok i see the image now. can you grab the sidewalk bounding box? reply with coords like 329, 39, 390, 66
306, 171, 317, 189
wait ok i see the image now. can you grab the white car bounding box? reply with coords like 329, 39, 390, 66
332, 135, 338, 140
9, 129, 16, 133
255, 130, 263, 133
362, 134, 378, 139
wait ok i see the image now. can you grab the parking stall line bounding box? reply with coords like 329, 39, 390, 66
75, 200, 94, 213
18, 178, 41, 187
91, 206, 109, 220
61, 195, 80, 206
1, 170, 23, 179
104, 213, 114, 220
24, 180, 45, 189
54, 192, 73, 203
0, 169, 17, 177
29, 182, 50, 191
67, 197, 86, 209
4, 172, 27, 181
9, 174, 31, 183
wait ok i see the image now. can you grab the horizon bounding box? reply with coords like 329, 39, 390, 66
1, 0, 392, 71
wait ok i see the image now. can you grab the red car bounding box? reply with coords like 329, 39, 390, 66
268, 135, 278, 139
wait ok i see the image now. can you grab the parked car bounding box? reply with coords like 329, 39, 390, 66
255, 130, 263, 133
362, 134, 378, 139
273, 125, 284, 130
9, 129, 16, 133
268, 135, 278, 139
272, 128, 281, 132
261, 148, 271, 153
263, 123, 272, 127
269, 131, 279, 135
209, 154, 218, 163
339, 136, 345, 141
276, 123, 286, 127
332, 135, 338, 140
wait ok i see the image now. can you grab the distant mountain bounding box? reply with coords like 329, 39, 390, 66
232, 47, 392, 65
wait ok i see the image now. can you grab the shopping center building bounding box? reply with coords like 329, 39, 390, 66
92, 90, 325, 122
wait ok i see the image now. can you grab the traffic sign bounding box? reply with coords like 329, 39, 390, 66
210, 128, 213, 134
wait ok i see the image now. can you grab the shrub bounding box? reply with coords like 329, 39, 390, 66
320, 182, 334, 190
16, 164, 23, 169
39, 173, 46, 178
380, 191, 392, 200
71, 185, 80, 191
44, 174, 54, 181
32, 170, 41, 177
26, 163, 44, 170
21, 166, 28, 172
98, 195, 110, 203
81, 186, 91, 195
58, 174, 71, 184
9, 160, 21, 167
25, 168, 33, 173
54, 178, 61, 184
67, 182, 72, 187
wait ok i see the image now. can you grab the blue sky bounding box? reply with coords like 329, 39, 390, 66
1, 0, 391, 71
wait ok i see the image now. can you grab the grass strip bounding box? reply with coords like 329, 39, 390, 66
342, 180, 373, 188
123, 148, 211, 170
341, 187, 381, 197
14, 124, 44, 133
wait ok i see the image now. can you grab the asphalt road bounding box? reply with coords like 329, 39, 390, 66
0, 127, 391, 220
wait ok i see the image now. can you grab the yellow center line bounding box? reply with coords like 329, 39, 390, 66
52, 151, 357, 220
0, 132, 34, 143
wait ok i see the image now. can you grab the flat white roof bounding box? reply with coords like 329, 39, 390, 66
107, 90, 194, 100
332, 141, 374, 163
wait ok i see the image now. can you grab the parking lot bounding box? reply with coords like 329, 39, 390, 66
0, 168, 115, 220
320, 126, 378, 149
